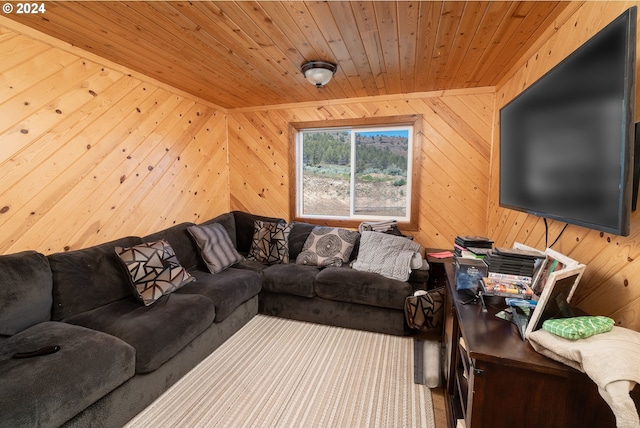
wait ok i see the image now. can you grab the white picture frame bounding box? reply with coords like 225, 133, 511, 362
511, 244, 577, 295
524, 263, 586, 338
543, 247, 579, 269
532, 248, 579, 295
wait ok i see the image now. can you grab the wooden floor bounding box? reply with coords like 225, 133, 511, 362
431, 387, 447, 428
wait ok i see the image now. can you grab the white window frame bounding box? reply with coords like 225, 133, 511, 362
289, 115, 422, 231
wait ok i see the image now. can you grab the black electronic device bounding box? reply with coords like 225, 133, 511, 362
499, 7, 637, 236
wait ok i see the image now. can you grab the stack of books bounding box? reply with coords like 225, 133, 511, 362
486, 247, 545, 277
481, 247, 545, 299
454, 235, 493, 259
481, 276, 534, 299
453, 236, 493, 294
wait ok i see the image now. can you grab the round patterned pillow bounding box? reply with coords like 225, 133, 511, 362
296, 226, 359, 267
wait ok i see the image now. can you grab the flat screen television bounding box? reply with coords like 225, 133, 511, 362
499, 7, 637, 236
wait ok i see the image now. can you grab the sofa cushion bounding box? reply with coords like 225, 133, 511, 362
115, 239, 195, 306
259, 292, 408, 336
288, 221, 316, 261
296, 226, 359, 267
188, 223, 244, 273
247, 220, 292, 264
48, 236, 142, 321
0, 321, 135, 428
64, 293, 215, 373
314, 267, 413, 310
177, 268, 261, 322
0, 251, 52, 336
142, 222, 200, 270
232, 211, 285, 254
262, 263, 319, 298
232, 259, 270, 273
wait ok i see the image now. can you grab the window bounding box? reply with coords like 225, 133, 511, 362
290, 116, 421, 230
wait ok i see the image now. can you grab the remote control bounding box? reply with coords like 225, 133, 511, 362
12, 345, 61, 359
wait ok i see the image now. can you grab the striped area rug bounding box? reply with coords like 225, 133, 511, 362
126, 315, 435, 428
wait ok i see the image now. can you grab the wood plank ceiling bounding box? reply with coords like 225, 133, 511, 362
5, 1, 574, 109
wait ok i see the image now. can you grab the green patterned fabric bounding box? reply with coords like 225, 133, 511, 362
542, 316, 614, 340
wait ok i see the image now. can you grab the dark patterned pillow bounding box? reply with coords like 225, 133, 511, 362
247, 220, 292, 265
405, 287, 445, 331
296, 226, 360, 267
115, 240, 195, 306
188, 223, 244, 273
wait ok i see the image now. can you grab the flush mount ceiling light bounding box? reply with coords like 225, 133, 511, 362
301, 60, 338, 88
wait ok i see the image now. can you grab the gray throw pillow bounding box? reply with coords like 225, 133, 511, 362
188, 223, 244, 273
115, 240, 195, 306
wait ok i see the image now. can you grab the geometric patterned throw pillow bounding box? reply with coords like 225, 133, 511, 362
247, 220, 292, 265
404, 287, 445, 331
296, 226, 360, 268
115, 240, 195, 306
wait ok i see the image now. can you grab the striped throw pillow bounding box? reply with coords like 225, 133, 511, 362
188, 223, 244, 274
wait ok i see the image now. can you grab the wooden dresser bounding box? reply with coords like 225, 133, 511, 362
441, 260, 616, 428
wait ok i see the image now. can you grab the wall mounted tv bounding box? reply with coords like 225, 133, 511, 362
500, 7, 637, 236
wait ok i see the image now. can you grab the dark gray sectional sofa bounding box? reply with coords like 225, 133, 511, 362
0, 210, 428, 428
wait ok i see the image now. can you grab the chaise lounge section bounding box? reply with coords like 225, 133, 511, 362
0, 210, 429, 427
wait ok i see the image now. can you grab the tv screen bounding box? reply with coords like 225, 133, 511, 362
499, 7, 636, 236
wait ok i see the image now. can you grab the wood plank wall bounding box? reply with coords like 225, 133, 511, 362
0, 23, 230, 255
490, 1, 640, 330
8, 2, 636, 331
227, 89, 495, 251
